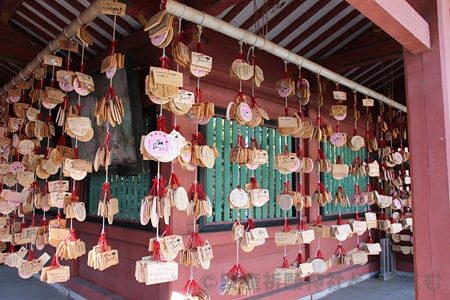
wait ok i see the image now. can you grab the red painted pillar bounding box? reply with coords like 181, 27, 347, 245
404, 0, 450, 298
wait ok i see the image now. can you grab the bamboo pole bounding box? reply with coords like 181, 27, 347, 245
0, 0, 103, 95
166, 0, 407, 112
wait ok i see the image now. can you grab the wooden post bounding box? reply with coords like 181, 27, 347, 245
404, 0, 450, 298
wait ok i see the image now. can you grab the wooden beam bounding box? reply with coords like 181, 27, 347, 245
221, 0, 252, 23
284, 1, 351, 51
186, 0, 248, 17
239, 0, 279, 30
265, 1, 305, 37
0, 40, 37, 64
271, 1, 330, 45
318, 32, 403, 72
0, 0, 24, 12
345, 0, 430, 53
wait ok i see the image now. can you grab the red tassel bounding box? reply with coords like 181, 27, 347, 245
20, 221, 27, 229
159, 56, 170, 69
283, 180, 290, 194
316, 215, 322, 225
314, 116, 324, 127
163, 224, 171, 236
182, 279, 201, 296
80, 62, 87, 73
105, 86, 116, 101
249, 96, 257, 109
296, 145, 304, 158
317, 182, 325, 193
337, 215, 343, 225
301, 219, 307, 231
355, 212, 360, 221
249, 177, 258, 189
188, 231, 205, 248
27, 249, 34, 261
316, 249, 324, 259
108, 40, 117, 56
65, 228, 78, 243
156, 115, 167, 132
197, 132, 206, 145
283, 218, 290, 233
335, 244, 346, 256
282, 255, 289, 268
49, 254, 60, 268
246, 218, 256, 230
170, 173, 181, 188
97, 232, 109, 251
317, 148, 325, 159
152, 240, 164, 262
296, 252, 305, 264
195, 87, 203, 103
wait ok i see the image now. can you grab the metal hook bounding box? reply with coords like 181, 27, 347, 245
11, 78, 16, 86
37, 53, 42, 62
27, 64, 33, 73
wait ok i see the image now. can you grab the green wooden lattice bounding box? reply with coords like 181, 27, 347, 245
204, 117, 293, 223
88, 173, 151, 221
321, 141, 369, 216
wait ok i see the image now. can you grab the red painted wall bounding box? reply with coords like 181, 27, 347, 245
37, 23, 396, 300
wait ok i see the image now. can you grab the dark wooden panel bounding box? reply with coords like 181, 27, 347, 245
270, 0, 329, 45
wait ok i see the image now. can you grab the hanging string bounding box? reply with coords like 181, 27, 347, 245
99, 5, 119, 235
389, 106, 394, 149
283, 61, 289, 116
353, 91, 358, 134
236, 234, 240, 265
378, 102, 385, 194
316, 74, 322, 186
250, 46, 256, 178
365, 97, 371, 189
297, 65, 304, 199
282, 209, 288, 268
192, 25, 203, 234
298, 65, 303, 115
60, 44, 76, 231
